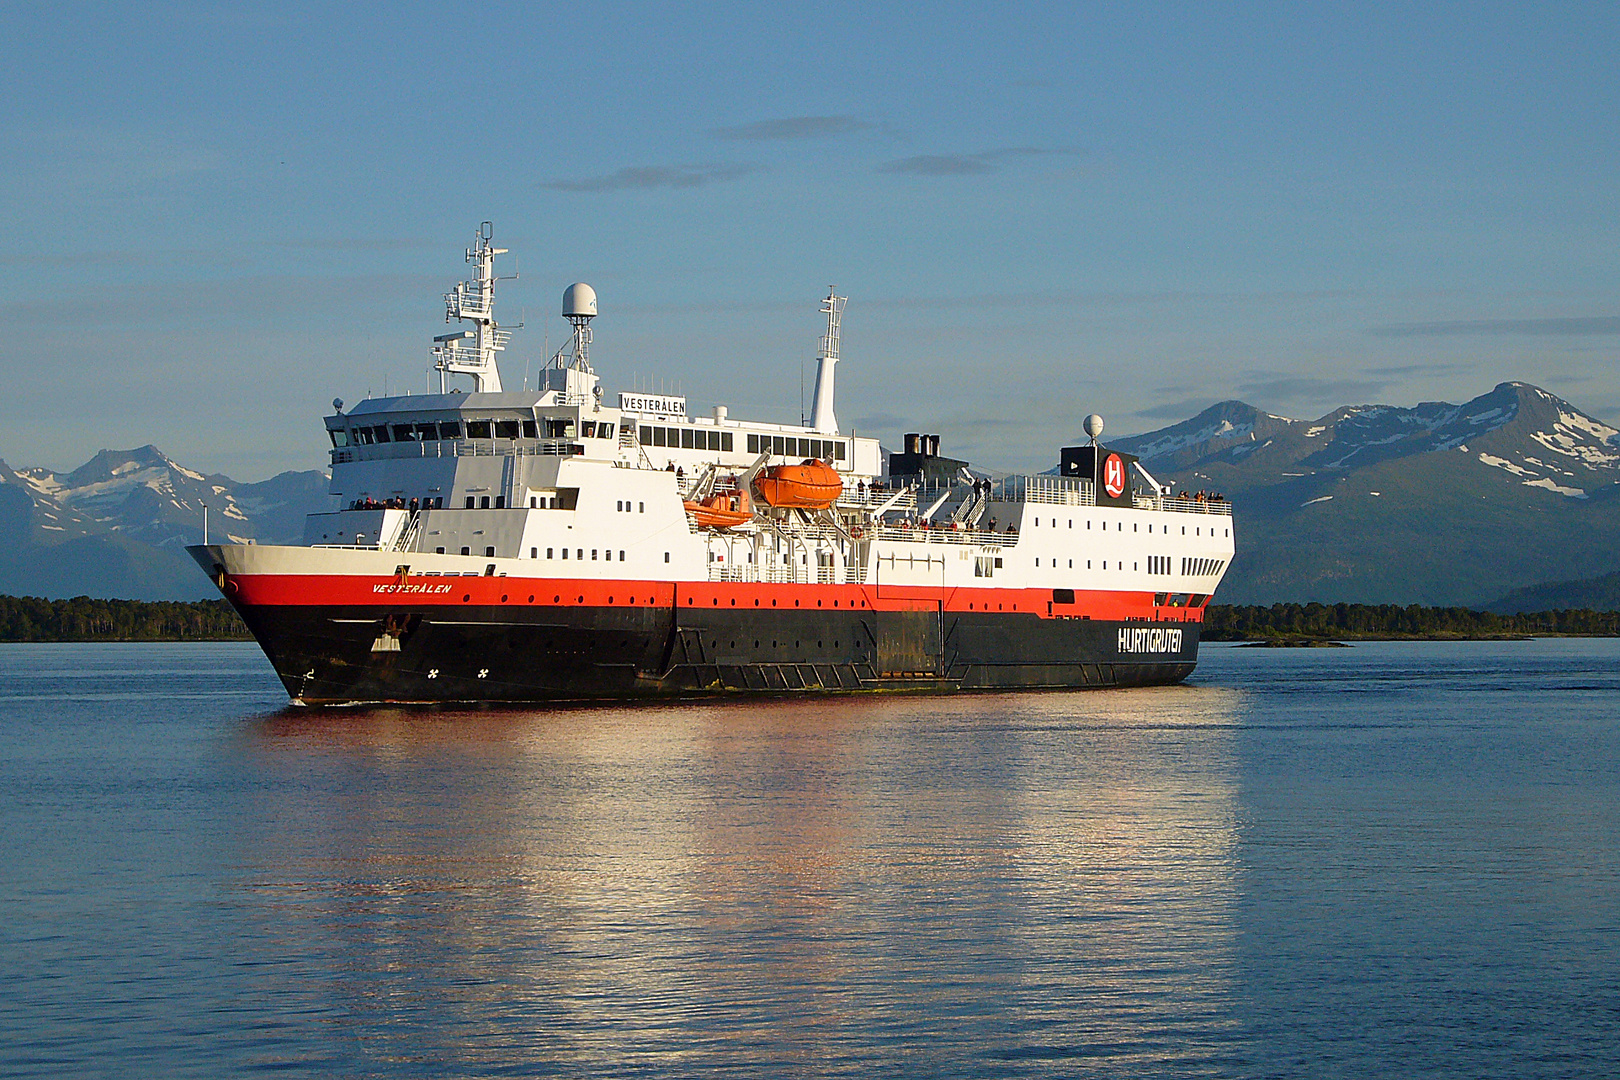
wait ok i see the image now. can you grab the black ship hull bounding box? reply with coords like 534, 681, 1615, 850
231, 599, 1200, 705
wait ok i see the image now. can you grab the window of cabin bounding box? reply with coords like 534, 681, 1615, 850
438, 420, 462, 440
414, 423, 437, 441
464, 496, 474, 509
681, 428, 695, 449
581, 421, 596, 438
619, 550, 625, 560
485, 548, 495, 557
522, 419, 538, 439
641, 425, 654, 444
652, 427, 666, 446
466, 419, 492, 439
495, 496, 505, 509
435, 546, 445, 554
546, 548, 554, 559
530, 547, 537, 558
562, 548, 568, 559
747, 434, 760, 453
372, 425, 391, 443
495, 420, 520, 440
480, 496, 490, 509
722, 432, 733, 451
460, 546, 471, 555
392, 424, 416, 442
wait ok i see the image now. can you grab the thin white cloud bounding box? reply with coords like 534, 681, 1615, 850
878, 146, 1077, 176
712, 115, 874, 141
541, 164, 759, 192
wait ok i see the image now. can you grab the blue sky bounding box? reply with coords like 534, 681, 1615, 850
2, 1, 1616, 478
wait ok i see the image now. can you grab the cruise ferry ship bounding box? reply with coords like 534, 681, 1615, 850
190, 224, 1234, 704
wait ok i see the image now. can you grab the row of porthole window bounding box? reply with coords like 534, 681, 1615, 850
616, 501, 645, 512
1071, 518, 1229, 538
699, 596, 854, 608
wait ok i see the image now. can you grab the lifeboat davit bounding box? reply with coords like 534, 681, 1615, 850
755, 459, 843, 509
683, 491, 753, 529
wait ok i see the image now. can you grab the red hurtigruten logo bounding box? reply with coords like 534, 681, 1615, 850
1103, 454, 1126, 498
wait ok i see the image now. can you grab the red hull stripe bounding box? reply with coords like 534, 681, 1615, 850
223, 574, 1208, 624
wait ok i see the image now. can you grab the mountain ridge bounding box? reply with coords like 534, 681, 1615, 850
4, 380, 1617, 605
0, 446, 332, 600
1106, 382, 1620, 606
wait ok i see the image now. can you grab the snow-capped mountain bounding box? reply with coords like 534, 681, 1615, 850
0, 447, 332, 600
1108, 382, 1620, 606
1114, 382, 1620, 499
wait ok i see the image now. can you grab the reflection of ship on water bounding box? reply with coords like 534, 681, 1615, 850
234, 691, 1243, 1063
192, 224, 1235, 704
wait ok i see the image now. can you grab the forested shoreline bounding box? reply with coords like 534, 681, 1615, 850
0, 595, 1616, 643
1202, 602, 1620, 640
0, 596, 251, 642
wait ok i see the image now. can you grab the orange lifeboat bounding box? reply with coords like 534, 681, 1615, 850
683, 491, 753, 529
755, 459, 842, 509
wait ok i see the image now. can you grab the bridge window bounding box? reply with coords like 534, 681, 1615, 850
495, 420, 520, 440
466, 420, 492, 439
438, 420, 462, 440
523, 420, 538, 438
371, 425, 391, 443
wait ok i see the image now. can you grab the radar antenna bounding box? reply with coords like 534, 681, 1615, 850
431, 221, 520, 393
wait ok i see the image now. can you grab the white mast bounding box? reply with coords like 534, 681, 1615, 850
809, 287, 845, 435
431, 221, 515, 394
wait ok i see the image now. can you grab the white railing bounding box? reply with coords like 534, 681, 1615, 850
870, 524, 1005, 546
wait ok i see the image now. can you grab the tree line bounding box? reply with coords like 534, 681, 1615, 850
0, 595, 1615, 643
0, 596, 250, 642
1203, 602, 1620, 640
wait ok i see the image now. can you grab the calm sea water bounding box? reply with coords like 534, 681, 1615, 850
1, 640, 1617, 1078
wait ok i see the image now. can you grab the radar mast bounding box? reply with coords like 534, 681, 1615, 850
432, 221, 517, 394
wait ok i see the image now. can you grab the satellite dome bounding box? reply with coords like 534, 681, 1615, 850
332, 398, 344, 413
1083, 414, 1105, 439
562, 282, 597, 319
